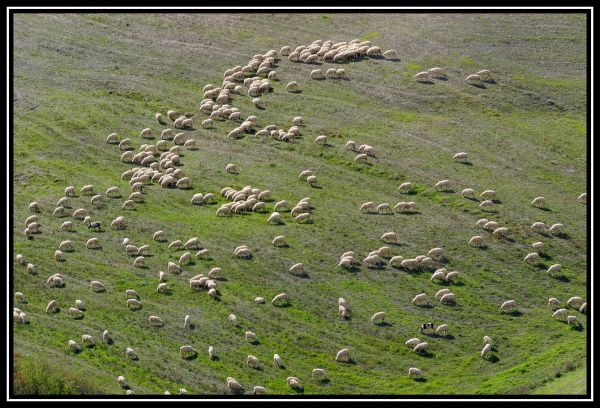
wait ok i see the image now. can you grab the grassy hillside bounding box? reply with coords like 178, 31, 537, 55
12, 13, 588, 396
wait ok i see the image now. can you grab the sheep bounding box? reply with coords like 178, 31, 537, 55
466, 74, 481, 83
296, 213, 311, 223
548, 298, 561, 310
127, 298, 142, 310
414, 342, 429, 354
289, 263, 305, 276
272, 293, 289, 306
105, 186, 119, 198
286, 81, 299, 92
315, 135, 327, 145
167, 262, 182, 274
445, 271, 460, 283
476, 69, 492, 80
226, 377, 244, 395
68, 307, 83, 319
532, 242, 545, 251
81, 334, 96, 347
547, 264, 561, 275
116, 376, 130, 390
469, 236, 484, 247
137, 245, 150, 256
196, 249, 210, 259
531, 196, 546, 208
408, 367, 423, 379
524, 252, 540, 264
122, 200, 135, 210
287, 377, 303, 392
133, 256, 145, 268
414, 71, 431, 82
64, 185, 76, 196
567, 297, 585, 309
101, 330, 111, 345
90, 280, 105, 292
179, 252, 192, 265
479, 200, 494, 211
398, 182, 414, 193
453, 152, 468, 162
335, 348, 351, 363
376, 203, 392, 214
481, 343, 492, 358
26, 263, 36, 275
246, 355, 260, 369
549, 223, 564, 235
306, 175, 318, 187
68, 340, 81, 353
567, 315, 581, 326
427, 248, 443, 260
52, 206, 65, 218
245, 331, 258, 344
371, 311, 385, 324
492, 227, 509, 239
148, 315, 164, 327
227, 314, 239, 327
15, 292, 26, 303
552, 308, 569, 321
500, 299, 517, 313
580, 303, 587, 314
354, 153, 368, 163
435, 324, 449, 336
381, 232, 398, 243
155, 282, 169, 294
434, 179, 452, 191
16, 254, 25, 266
476, 218, 489, 228
252, 98, 265, 109
80, 185, 94, 196
412, 293, 429, 306
360, 202, 376, 213
531, 222, 547, 233
310, 69, 325, 80
577, 193, 587, 205
440, 293, 457, 305
54, 250, 65, 262
435, 289, 451, 300
46, 300, 59, 313
267, 211, 283, 224
389, 256, 404, 268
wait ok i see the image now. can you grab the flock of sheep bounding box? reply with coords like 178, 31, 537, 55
14, 34, 588, 396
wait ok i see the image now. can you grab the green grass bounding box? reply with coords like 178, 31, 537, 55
12, 13, 587, 396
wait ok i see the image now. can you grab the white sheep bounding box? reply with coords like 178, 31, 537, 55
469, 236, 484, 247
267, 212, 283, 224
414, 342, 429, 353
69, 307, 83, 319
26, 263, 36, 275
381, 232, 398, 243
90, 280, 105, 292
531, 196, 546, 208
245, 331, 258, 343
524, 252, 540, 264
414, 71, 431, 82
127, 299, 142, 310
272, 235, 287, 247
408, 367, 423, 379
68, 340, 81, 353
354, 153, 368, 163
435, 324, 449, 336
577, 193, 587, 205
548, 298, 561, 310
547, 264, 561, 275
567, 315, 580, 326
149, 315, 164, 327
371, 311, 385, 324
532, 241, 544, 251
434, 179, 452, 191
548, 223, 564, 235
315, 135, 327, 145
272, 293, 289, 306
466, 74, 481, 83
133, 256, 145, 268
398, 182, 413, 193
479, 200, 494, 211
500, 299, 517, 313
412, 293, 429, 306
440, 293, 457, 305
335, 348, 351, 363
531, 222, 547, 233
552, 308, 568, 321
567, 296, 585, 309
453, 152, 468, 162
481, 343, 492, 358
580, 303, 587, 314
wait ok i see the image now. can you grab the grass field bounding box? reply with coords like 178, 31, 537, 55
11, 13, 588, 396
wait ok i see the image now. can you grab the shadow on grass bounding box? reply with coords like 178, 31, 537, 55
469, 83, 487, 89
414, 377, 427, 383
416, 352, 434, 358
508, 310, 524, 317
375, 322, 393, 327
537, 207, 552, 212
552, 275, 570, 283
571, 325, 584, 332
416, 80, 435, 85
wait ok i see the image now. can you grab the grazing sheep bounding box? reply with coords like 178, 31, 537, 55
315, 135, 327, 145
414, 342, 429, 354
398, 182, 414, 193
245, 331, 258, 343
476, 218, 489, 228
90, 280, 105, 292
335, 348, 351, 362
289, 263, 305, 275
63, 186, 76, 197
68, 340, 81, 353
287, 377, 303, 392
477, 69, 492, 80
414, 71, 431, 82
500, 299, 517, 313
125, 245, 139, 256
354, 153, 368, 163
127, 298, 142, 310
552, 308, 568, 321
196, 249, 210, 259
168, 262, 182, 274
52, 206, 65, 218
149, 315, 164, 327
272, 235, 287, 247
577, 193, 587, 205
226, 377, 244, 395
286, 81, 299, 92
80, 185, 94, 196
137, 245, 150, 256
377, 203, 392, 214
408, 367, 423, 379
246, 355, 260, 369
54, 250, 65, 262
547, 264, 561, 274
531, 196, 546, 208
389, 256, 404, 267
267, 212, 283, 224
479, 190, 497, 201
428, 67, 445, 78
435, 289, 451, 299
483, 336, 492, 346
168, 240, 183, 251
580, 303, 587, 314
306, 175, 318, 187
532, 242, 544, 251
371, 311, 385, 324
15, 292, 26, 303
26, 263, 36, 275
296, 213, 310, 223
453, 152, 468, 162
272, 293, 289, 306
157, 282, 169, 294
360, 202, 376, 213
381, 232, 398, 243
16, 254, 25, 265
46, 300, 59, 313
434, 179, 452, 191
524, 252, 540, 264
435, 324, 449, 336
102, 330, 111, 344
548, 298, 561, 310
412, 293, 429, 306
133, 256, 145, 268
567, 315, 581, 326
68, 307, 83, 319
225, 163, 238, 174
492, 227, 509, 238
567, 297, 585, 309
428, 247, 443, 260
445, 271, 459, 283
479, 200, 494, 211
481, 343, 492, 358
440, 293, 457, 305
254, 297, 265, 305
531, 222, 547, 233
466, 74, 481, 83
469, 236, 484, 247
549, 223, 564, 235
179, 252, 192, 265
